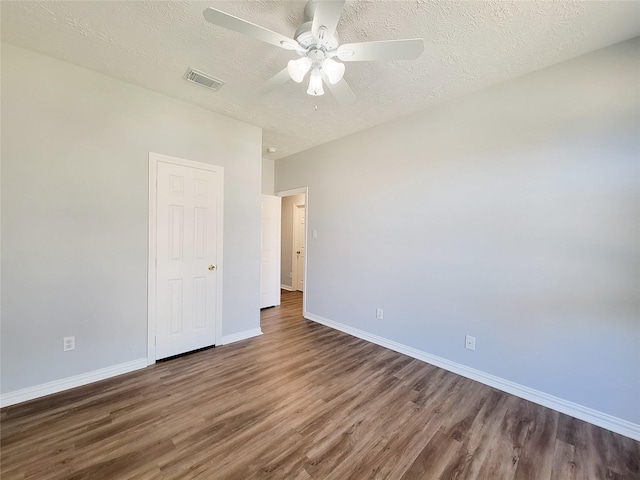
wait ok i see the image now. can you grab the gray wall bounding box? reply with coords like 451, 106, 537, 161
262, 158, 275, 195
275, 38, 640, 424
280, 194, 305, 288
1, 44, 263, 394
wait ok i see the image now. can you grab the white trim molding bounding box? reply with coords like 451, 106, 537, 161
275, 187, 307, 198
303, 311, 640, 441
280, 284, 295, 291
0, 359, 147, 408
221, 328, 263, 345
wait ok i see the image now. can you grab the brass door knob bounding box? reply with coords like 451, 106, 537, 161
208, 265, 216, 271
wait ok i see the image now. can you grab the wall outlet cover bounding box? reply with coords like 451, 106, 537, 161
63, 336, 75, 351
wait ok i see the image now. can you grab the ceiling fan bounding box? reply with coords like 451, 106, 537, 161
203, 0, 424, 103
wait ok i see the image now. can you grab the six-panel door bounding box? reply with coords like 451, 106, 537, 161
156, 161, 219, 359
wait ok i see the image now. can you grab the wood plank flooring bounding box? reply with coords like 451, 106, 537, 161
1, 290, 638, 479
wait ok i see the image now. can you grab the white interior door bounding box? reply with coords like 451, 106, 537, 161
293, 203, 305, 292
260, 195, 281, 308
155, 160, 222, 360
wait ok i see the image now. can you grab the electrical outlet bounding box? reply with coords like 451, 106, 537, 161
289, 272, 293, 279
63, 336, 75, 351
376, 308, 384, 320
465, 335, 476, 351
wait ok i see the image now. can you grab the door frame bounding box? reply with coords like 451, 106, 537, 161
276, 187, 309, 316
148, 152, 224, 365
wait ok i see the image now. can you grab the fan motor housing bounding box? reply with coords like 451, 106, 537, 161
294, 21, 339, 50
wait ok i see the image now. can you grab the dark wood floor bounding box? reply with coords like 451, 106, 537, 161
1, 290, 638, 479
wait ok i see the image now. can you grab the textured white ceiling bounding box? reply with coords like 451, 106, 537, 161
2, 1, 639, 160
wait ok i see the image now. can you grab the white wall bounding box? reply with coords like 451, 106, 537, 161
275, 38, 640, 426
1, 43, 263, 394
280, 194, 305, 288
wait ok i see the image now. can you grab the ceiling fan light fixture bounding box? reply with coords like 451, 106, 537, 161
307, 69, 324, 96
287, 57, 312, 83
322, 58, 345, 84
203, 3, 425, 103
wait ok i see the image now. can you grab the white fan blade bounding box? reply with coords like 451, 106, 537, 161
312, 0, 345, 40
260, 67, 291, 95
203, 8, 298, 50
337, 38, 424, 62
322, 72, 355, 104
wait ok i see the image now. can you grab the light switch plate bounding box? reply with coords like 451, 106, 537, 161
465, 335, 476, 351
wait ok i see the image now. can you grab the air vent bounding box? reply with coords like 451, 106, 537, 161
184, 67, 224, 91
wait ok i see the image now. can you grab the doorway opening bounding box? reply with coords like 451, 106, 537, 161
276, 187, 308, 315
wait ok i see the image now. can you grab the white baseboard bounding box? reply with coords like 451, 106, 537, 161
303, 311, 640, 441
280, 284, 295, 291
0, 358, 147, 408
221, 328, 263, 345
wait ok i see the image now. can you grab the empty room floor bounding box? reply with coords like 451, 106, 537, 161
1, 290, 638, 479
